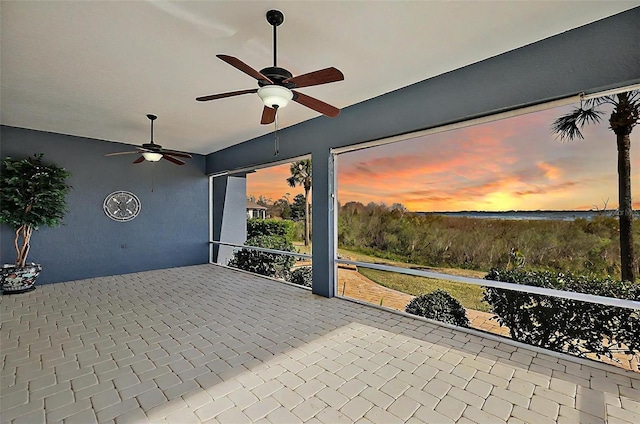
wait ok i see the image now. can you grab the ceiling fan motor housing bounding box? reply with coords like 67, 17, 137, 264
141, 143, 162, 151
258, 67, 294, 87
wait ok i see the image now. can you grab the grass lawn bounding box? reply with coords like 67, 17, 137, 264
358, 268, 490, 312
293, 243, 490, 312
293, 241, 311, 255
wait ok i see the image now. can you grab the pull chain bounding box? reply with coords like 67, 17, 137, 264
273, 105, 280, 156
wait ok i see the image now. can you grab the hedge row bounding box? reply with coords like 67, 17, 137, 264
247, 219, 295, 244
483, 268, 640, 367
228, 235, 296, 279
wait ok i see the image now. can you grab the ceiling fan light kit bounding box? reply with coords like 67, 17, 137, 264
257, 85, 293, 108
196, 9, 344, 125
142, 152, 163, 162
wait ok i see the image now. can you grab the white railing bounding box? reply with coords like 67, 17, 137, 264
209, 240, 312, 259
336, 259, 640, 310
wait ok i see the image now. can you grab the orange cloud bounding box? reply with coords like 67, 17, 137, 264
537, 161, 562, 180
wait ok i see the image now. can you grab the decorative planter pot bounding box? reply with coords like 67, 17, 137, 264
1, 264, 42, 294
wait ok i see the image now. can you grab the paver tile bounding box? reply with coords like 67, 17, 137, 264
448, 386, 485, 408
463, 405, 507, 424
271, 386, 304, 409
529, 393, 561, 419
340, 396, 373, 421
435, 395, 467, 421
338, 378, 368, 399
294, 379, 327, 399
316, 387, 350, 409
359, 387, 395, 409
95, 398, 139, 422
292, 398, 328, 421
364, 406, 404, 424
242, 397, 281, 421
45, 399, 92, 422
424, 378, 452, 399
607, 404, 640, 423
387, 395, 421, 421
227, 387, 259, 410
194, 397, 234, 421
315, 407, 353, 424
114, 408, 151, 424
43, 388, 75, 411
511, 405, 556, 424
64, 408, 99, 424
164, 406, 203, 424
413, 406, 455, 424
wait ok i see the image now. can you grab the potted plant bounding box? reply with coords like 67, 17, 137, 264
0, 154, 71, 294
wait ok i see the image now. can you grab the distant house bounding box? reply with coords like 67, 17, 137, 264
247, 200, 267, 219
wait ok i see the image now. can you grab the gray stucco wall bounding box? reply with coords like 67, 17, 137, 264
1, 126, 209, 285
205, 8, 640, 297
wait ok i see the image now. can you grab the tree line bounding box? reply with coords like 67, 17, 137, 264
337, 201, 640, 278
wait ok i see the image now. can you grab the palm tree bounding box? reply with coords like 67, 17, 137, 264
287, 159, 312, 246
552, 90, 639, 282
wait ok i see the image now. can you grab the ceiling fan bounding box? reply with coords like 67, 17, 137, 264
105, 114, 192, 165
196, 9, 344, 125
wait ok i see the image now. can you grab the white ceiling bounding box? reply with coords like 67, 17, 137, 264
2, 1, 638, 155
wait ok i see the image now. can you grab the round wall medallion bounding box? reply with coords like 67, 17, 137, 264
103, 191, 141, 222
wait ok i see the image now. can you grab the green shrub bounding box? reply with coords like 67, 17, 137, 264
483, 268, 640, 368
405, 289, 470, 327
247, 219, 295, 244
292, 220, 306, 243
289, 266, 312, 288
228, 235, 295, 279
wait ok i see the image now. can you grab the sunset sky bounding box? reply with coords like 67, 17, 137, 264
247, 103, 640, 212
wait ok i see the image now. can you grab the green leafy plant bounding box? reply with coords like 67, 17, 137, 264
405, 289, 470, 327
228, 235, 296, 279
247, 218, 295, 244
0, 155, 71, 267
483, 268, 640, 368
289, 266, 312, 288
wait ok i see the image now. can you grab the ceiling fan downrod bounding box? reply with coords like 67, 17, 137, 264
147, 114, 157, 144
266, 10, 284, 68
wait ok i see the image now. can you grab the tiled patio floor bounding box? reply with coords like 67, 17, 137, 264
1, 265, 639, 423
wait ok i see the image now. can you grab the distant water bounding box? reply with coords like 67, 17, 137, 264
417, 210, 639, 221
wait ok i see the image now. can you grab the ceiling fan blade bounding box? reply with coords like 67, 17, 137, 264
293, 91, 340, 118
133, 156, 145, 164
105, 151, 141, 157
261, 106, 276, 125
161, 151, 193, 159
196, 88, 258, 102
284, 67, 344, 88
217, 55, 273, 83
162, 154, 186, 165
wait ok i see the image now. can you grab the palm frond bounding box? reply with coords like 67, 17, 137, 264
552, 106, 604, 141
584, 96, 610, 108
626, 90, 640, 103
